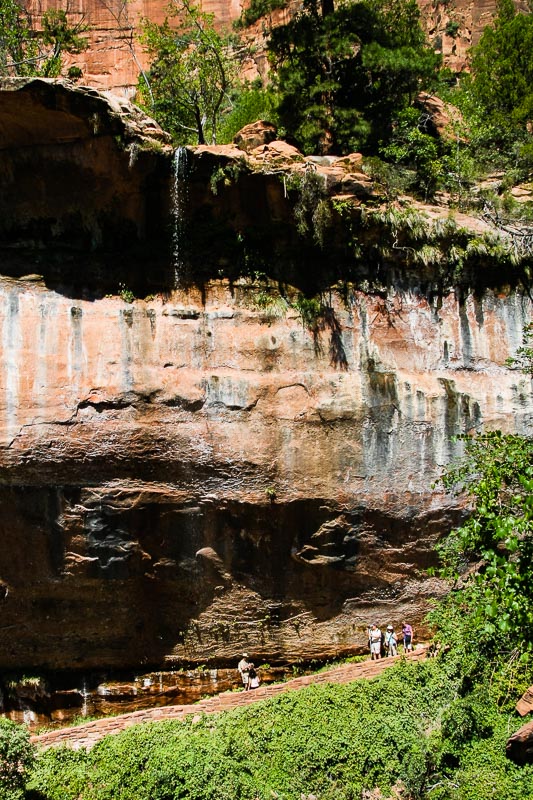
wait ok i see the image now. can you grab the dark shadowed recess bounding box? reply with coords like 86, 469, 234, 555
0, 81, 530, 301
0, 486, 464, 671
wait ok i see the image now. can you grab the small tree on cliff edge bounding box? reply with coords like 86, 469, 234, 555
138, 0, 238, 145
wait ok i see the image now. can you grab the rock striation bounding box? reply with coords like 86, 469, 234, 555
0, 79, 532, 676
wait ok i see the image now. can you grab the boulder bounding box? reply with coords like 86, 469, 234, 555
415, 92, 466, 141
249, 139, 305, 169
336, 153, 364, 171
517, 686, 533, 716
234, 120, 278, 152
507, 720, 533, 766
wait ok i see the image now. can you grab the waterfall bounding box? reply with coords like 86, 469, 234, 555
81, 677, 89, 717
171, 146, 189, 286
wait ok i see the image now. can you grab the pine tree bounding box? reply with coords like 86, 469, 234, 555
268, 0, 440, 155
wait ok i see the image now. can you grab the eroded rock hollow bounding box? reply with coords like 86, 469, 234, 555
0, 79, 531, 673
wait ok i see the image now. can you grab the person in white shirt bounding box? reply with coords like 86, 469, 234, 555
369, 625, 382, 660
237, 652, 251, 690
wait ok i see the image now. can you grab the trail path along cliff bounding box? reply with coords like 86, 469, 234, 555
33, 647, 428, 751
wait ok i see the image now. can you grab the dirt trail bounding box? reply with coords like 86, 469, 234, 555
32, 647, 428, 751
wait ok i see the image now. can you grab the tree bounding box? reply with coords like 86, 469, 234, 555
39, 9, 89, 78
0, 0, 38, 76
438, 431, 533, 653
470, 0, 533, 132
138, 0, 238, 145
380, 106, 443, 198
96, 0, 154, 105
0, 718, 35, 800
0, 1, 88, 78
267, 0, 440, 154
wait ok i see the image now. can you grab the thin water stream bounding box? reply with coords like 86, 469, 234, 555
171, 146, 189, 286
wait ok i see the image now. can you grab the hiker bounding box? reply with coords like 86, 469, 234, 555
238, 652, 251, 690
248, 663, 260, 690
368, 624, 382, 660
384, 625, 398, 657
402, 621, 413, 653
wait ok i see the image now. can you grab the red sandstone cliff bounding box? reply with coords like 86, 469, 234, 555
0, 79, 531, 672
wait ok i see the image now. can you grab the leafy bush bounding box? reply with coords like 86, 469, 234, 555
380, 107, 443, 198
27, 658, 533, 800
445, 20, 460, 38
24, 746, 88, 800
435, 431, 533, 654
0, 718, 35, 800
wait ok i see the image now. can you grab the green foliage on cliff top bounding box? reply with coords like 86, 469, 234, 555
267, 0, 440, 155
137, 0, 533, 202
137, 0, 238, 145
470, 0, 533, 135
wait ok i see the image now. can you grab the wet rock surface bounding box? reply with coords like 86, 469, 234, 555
2, 665, 289, 729
0, 278, 530, 672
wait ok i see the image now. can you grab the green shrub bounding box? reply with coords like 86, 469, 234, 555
0, 718, 35, 800
26, 746, 88, 800
217, 85, 278, 145
445, 20, 460, 38
234, 0, 288, 29
30, 659, 532, 800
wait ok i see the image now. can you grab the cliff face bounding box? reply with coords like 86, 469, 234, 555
1, 281, 531, 671
0, 79, 532, 672
21, 0, 524, 96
